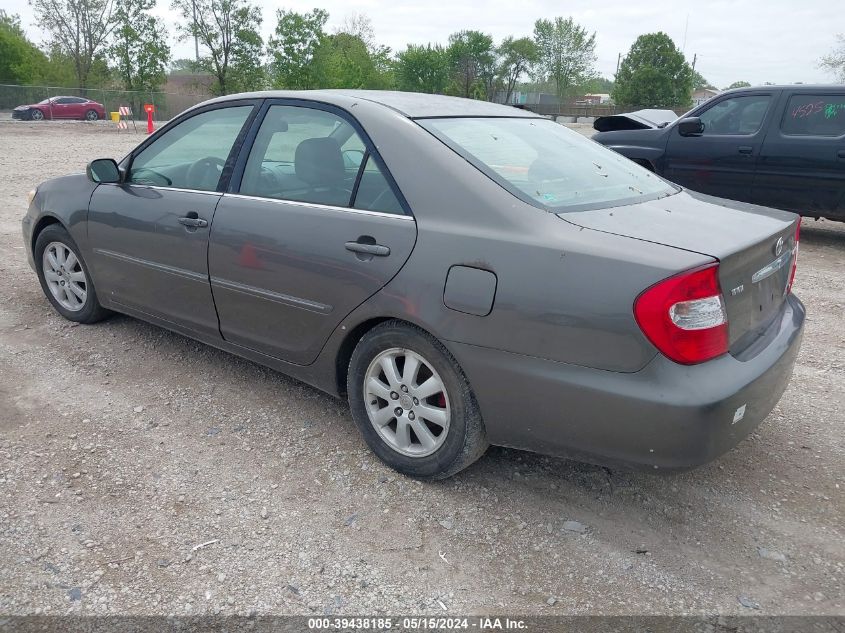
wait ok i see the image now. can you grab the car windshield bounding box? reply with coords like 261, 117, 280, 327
38, 99, 51, 104
419, 117, 677, 212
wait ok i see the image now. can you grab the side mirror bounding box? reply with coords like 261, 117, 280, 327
86, 158, 121, 183
677, 117, 705, 137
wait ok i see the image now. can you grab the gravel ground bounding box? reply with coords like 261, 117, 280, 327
0, 120, 842, 617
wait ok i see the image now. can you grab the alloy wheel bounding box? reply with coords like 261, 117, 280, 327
42, 241, 87, 312
363, 348, 451, 457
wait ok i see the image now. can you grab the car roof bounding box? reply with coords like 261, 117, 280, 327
205, 90, 541, 119
722, 84, 845, 94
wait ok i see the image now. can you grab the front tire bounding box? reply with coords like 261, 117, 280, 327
30, 109, 44, 121
34, 225, 110, 324
347, 320, 488, 479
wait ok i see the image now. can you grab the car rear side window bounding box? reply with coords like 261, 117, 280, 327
420, 117, 676, 213
353, 155, 404, 215
698, 95, 771, 135
240, 105, 405, 214
781, 95, 845, 136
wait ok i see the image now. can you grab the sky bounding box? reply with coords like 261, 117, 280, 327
2, 0, 839, 89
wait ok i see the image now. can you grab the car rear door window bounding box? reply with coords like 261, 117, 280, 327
699, 95, 771, 135
240, 105, 404, 213
128, 106, 253, 191
781, 95, 845, 136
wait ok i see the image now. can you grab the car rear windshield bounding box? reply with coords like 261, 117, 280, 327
419, 117, 677, 212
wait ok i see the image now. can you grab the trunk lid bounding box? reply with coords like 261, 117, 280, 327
559, 189, 799, 356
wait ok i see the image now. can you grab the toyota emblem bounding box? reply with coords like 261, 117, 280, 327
774, 236, 784, 257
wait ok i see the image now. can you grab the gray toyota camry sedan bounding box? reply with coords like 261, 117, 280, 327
22, 91, 805, 479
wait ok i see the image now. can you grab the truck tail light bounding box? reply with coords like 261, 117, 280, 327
634, 263, 729, 365
787, 222, 800, 294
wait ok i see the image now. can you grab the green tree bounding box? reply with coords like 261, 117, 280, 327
820, 34, 845, 82
446, 30, 495, 99
0, 11, 50, 84
395, 44, 450, 94
692, 70, 714, 90
533, 17, 597, 100
726, 80, 751, 89
267, 8, 327, 89
580, 75, 614, 95
335, 11, 393, 86
612, 32, 693, 108
311, 33, 391, 89
497, 36, 538, 103
172, 0, 263, 95
109, 0, 170, 95
40, 47, 81, 85
30, 0, 119, 87
169, 58, 201, 75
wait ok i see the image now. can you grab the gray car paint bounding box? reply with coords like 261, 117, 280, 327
87, 185, 223, 338
209, 194, 417, 365
22, 90, 805, 471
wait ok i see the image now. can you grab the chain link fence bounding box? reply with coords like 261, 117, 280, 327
0, 84, 211, 122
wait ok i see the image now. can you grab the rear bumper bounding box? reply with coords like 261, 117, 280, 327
448, 294, 805, 471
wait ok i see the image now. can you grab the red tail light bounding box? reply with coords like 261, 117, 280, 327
634, 263, 729, 365
787, 221, 800, 294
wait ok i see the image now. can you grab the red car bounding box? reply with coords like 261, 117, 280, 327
12, 96, 106, 121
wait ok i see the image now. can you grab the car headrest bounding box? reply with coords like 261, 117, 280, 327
295, 137, 345, 187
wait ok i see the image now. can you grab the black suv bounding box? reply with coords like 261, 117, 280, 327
593, 86, 845, 221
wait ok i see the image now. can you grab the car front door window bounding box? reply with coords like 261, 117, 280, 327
128, 106, 253, 191
699, 95, 771, 135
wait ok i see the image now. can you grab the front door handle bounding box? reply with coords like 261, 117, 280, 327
837, 150, 845, 160
738, 146, 754, 155
178, 212, 208, 228
345, 241, 390, 257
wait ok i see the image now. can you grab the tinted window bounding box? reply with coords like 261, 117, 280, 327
54, 98, 74, 104
353, 156, 404, 214
420, 117, 675, 212
781, 95, 845, 136
698, 95, 771, 135
241, 105, 396, 209
129, 106, 252, 191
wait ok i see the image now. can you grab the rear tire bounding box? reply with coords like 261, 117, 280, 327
84, 109, 99, 121
347, 320, 488, 479
34, 225, 110, 324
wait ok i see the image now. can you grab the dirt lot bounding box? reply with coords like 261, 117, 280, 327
0, 121, 842, 616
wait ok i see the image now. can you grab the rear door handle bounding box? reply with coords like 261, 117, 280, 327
178, 212, 208, 228
837, 150, 845, 159
738, 146, 754, 155
345, 241, 390, 257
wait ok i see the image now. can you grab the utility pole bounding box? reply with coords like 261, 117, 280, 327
192, 0, 199, 61
692, 53, 697, 71
615, 52, 621, 79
